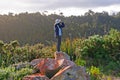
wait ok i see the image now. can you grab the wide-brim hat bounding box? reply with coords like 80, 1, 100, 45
55, 19, 61, 24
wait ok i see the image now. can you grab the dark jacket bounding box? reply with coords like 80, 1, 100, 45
54, 22, 65, 37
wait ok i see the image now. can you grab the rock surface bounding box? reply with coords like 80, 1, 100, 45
54, 52, 70, 60
23, 51, 89, 80
51, 66, 88, 80
30, 58, 43, 66
35, 58, 62, 75
23, 73, 49, 80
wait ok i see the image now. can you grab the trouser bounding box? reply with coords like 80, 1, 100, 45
56, 36, 61, 52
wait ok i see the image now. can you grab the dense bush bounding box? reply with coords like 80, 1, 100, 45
60, 29, 120, 77
103, 29, 120, 61
61, 38, 76, 61
0, 66, 33, 80
78, 29, 120, 76
0, 29, 120, 79
80, 35, 108, 66
89, 66, 102, 80
0, 41, 54, 67
75, 29, 120, 65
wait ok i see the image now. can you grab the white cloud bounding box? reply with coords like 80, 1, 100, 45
0, 0, 120, 16
20, 0, 120, 9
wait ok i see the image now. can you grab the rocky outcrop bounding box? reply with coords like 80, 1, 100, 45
23, 73, 49, 80
51, 66, 88, 80
30, 58, 44, 66
23, 51, 89, 80
54, 52, 70, 60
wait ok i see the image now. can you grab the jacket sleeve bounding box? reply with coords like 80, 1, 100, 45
60, 22, 65, 28
54, 24, 59, 36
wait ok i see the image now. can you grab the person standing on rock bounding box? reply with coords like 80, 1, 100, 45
54, 19, 65, 52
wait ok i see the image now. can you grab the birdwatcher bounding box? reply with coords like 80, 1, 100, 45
54, 19, 65, 52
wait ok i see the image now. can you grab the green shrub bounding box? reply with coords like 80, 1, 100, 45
102, 61, 120, 76
52, 38, 83, 61
75, 58, 86, 66
0, 28, 120, 78
0, 41, 54, 67
0, 66, 33, 80
13, 68, 33, 80
61, 38, 78, 61
79, 29, 120, 67
103, 29, 120, 61
80, 35, 108, 66
88, 66, 102, 80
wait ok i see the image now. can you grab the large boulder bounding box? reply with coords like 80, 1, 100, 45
23, 52, 89, 80
51, 66, 89, 80
34, 58, 75, 75
34, 58, 62, 75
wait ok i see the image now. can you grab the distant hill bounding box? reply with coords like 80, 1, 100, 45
0, 10, 120, 45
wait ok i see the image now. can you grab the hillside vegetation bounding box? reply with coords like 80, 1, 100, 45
0, 10, 120, 45
0, 29, 120, 80
0, 10, 120, 79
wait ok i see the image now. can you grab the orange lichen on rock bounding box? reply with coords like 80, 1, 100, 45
23, 52, 90, 80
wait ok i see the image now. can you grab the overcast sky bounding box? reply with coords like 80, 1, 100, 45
0, 0, 120, 16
